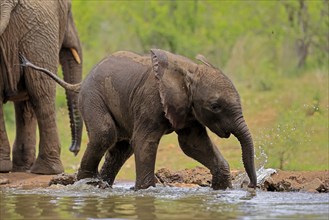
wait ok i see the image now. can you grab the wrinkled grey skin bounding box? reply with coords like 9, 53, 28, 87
0, 0, 83, 174
23, 49, 257, 190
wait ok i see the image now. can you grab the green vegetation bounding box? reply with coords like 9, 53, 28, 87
3, 0, 328, 179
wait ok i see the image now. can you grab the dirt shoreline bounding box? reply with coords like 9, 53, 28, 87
0, 168, 328, 193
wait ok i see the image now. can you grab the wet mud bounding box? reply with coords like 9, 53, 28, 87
1, 168, 328, 193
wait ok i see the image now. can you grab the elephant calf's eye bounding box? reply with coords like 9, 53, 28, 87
210, 103, 222, 112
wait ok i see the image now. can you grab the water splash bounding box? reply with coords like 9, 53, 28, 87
233, 167, 276, 189
256, 167, 276, 185
255, 143, 268, 170
233, 142, 276, 188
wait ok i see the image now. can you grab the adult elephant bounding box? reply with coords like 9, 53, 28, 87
0, 0, 83, 174
22, 49, 257, 190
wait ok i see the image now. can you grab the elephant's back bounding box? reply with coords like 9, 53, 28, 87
84, 52, 152, 91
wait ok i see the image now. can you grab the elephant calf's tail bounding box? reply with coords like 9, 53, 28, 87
20, 54, 81, 93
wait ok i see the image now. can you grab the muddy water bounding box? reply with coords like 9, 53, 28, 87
1, 182, 328, 220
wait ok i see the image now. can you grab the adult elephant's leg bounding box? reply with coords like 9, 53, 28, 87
24, 64, 64, 174
100, 141, 133, 186
0, 102, 12, 172
132, 131, 162, 190
176, 121, 232, 190
77, 97, 117, 180
12, 101, 36, 171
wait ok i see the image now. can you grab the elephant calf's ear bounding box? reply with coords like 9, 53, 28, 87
151, 49, 168, 79
150, 49, 190, 130
195, 54, 215, 68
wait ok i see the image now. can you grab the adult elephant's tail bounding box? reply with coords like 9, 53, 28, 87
20, 55, 81, 93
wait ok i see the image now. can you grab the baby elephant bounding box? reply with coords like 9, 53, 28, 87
22, 49, 257, 190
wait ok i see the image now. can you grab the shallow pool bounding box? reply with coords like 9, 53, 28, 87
1, 181, 328, 220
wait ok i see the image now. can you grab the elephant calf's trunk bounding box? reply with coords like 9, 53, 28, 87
234, 119, 257, 188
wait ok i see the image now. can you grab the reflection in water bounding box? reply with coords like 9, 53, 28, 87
1, 184, 329, 220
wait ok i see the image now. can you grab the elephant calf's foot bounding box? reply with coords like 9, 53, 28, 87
0, 160, 12, 173
100, 171, 116, 187
85, 179, 110, 189
211, 172, 232, 190
134, 176, 157, 190
30, 157, 64, 174
77, 169, 99, 180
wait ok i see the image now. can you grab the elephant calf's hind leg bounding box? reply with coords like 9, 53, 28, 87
77, 102, 117, 181
100, 141, 133, 186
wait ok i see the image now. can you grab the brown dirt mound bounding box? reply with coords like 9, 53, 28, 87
264, 170, 329, 193
155, 167, 329, 193
1, 168, 328, 193
155, 167, 213, 187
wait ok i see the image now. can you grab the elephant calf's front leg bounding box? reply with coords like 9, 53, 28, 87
177, 123, 232, 190
132, 133, 161, 190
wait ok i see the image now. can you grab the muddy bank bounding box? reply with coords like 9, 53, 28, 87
0, 168, 328, 193
0, 172, 55, 189
155, 167, 329, 193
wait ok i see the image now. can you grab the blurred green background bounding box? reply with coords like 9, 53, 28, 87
3, 0, 328, 179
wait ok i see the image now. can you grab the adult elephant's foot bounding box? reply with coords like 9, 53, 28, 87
30, 156, 64, 174
12, 155, 35, 172
12, 146, 35, 172
12, 165, 31, 172
0, 159, 12, 173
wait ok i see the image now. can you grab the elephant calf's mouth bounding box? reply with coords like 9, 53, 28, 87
215, 130, 231, 139
223, 132, 231, 138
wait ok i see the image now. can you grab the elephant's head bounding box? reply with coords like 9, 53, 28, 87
151, 49, 257, 188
